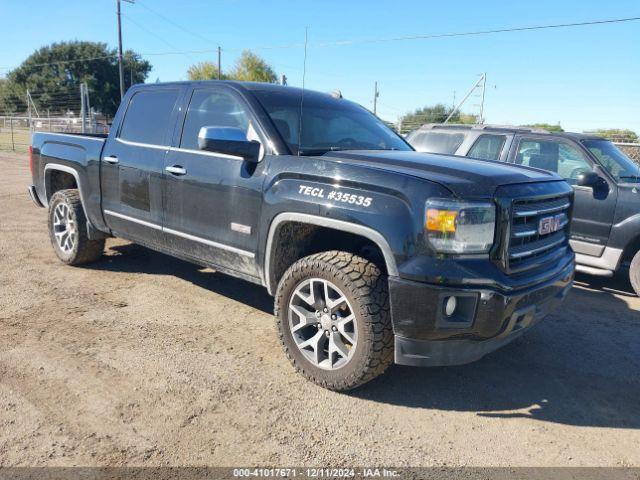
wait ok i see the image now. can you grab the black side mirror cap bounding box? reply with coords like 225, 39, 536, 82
198, 126, 261, 163
576, 171, 601, 188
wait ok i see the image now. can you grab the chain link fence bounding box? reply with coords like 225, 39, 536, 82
0, 85, 110, 153
615, 143, 640, 165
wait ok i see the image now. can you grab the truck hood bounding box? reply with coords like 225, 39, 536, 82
325, 150, 561, 198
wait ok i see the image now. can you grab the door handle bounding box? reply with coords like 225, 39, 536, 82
103, 155, 119, 164
166, 165, 187, 176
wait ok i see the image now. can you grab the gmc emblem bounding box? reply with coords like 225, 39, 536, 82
538, 214, 565, 235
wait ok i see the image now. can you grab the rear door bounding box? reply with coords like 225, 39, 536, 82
161, 84, 268, 278
508, 135, 618, 255
100, 87, 181, 245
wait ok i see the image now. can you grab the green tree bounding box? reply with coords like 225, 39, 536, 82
187, 61, 226, 81
0, 78, 26, 114
523, 123, 564, 132
399, 104, 477, 134
589, 129, 638, 143
6, 41, 151, 116
230, 50, 277, 83
186, 50, 277, 84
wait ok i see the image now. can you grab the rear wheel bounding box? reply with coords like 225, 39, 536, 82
48, 189, 104, 265
275, 251, 393, 391
630, 250, 640, 296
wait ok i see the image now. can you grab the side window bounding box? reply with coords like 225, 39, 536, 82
119, 89, 178, 145
468, 134, 506, 161
180, 89, 251, 150
516, 138, 593, 183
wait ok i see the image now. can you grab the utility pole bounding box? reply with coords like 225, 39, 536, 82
479, 72, 487, 124
116, 0, 135, 100
27, 90, 32, 132
444, 73, 485, 124
373, 81, 379, 116
217, 46, 222, 80
80, 83, 86, 134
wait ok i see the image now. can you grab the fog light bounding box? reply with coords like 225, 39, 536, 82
444, 296, 457, 317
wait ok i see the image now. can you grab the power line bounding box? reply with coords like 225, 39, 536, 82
315, 16, 640, 47
1, 15, 638, 72
135, 0, 219, 48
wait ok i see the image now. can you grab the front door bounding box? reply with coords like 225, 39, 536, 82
162, 85, 267, 279
101, 87, 180, 245
510, 136, 618, 255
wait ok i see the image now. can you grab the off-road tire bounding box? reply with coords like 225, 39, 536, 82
630, 250, 640, 296
48, 189, 104, 265
275, 251, 394, 391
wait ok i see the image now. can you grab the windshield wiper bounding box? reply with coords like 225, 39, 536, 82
298, 147, 346, 156
619, 175, 640, 181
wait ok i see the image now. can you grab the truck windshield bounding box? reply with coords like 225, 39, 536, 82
583, 139, 640, 183
252, 89, 411, 155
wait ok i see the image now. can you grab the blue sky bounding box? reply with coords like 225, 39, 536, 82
1, 0, 639, 133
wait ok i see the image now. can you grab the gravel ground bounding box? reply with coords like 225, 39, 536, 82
1, 152, 639, 467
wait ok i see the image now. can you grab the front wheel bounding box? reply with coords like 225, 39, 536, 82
48, 189, 104, 265
275, 251, 393, 391
630, 250, 640, 296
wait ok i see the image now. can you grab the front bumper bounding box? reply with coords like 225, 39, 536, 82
390, 260, 574, 367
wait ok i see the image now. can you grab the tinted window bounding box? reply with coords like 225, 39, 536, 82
252, 88, 410, 155
409, 131, 465, 154
516, 138, 593, 183
468, 134, 506, 161
180, 89, 251, 150
119, 89, 178, 145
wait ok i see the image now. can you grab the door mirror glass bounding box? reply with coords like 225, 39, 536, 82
198, 126, 261, 162
576, 171, 602, 188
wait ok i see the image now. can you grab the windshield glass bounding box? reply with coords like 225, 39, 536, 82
252, 88, 411, 155
583, 139, 640, 182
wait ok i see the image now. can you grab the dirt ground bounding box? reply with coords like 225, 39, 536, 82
1, 152, 639, 467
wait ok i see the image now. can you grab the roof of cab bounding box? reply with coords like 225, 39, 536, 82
415, 123, 605, 141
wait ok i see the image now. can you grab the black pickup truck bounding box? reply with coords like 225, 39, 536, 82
28, 81, 574, 390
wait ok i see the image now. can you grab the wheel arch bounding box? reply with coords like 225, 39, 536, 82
263, 212, 398, 295
44, 163, 93, 230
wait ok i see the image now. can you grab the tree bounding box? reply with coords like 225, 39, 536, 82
230, 50, 277, 83
186, 50, 277, 84
187, 61, 226, 81
399, 104, 477, 134
523, 123, 564, 132
5, 41, 151, 116
0, 78, 26, 114
589, 129, 638, 143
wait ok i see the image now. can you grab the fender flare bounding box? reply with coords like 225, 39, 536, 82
263, 212, 399, 295
43, 163, 90, 221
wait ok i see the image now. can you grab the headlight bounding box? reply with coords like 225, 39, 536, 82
425, 199, 496, 254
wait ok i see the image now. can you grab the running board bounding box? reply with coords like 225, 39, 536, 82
576, 264, 614, 277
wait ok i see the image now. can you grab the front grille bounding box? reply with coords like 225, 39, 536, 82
506, 193, 572, 273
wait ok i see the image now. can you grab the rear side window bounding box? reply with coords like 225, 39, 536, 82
180, 89, 251, 150
468, 134, 506, 161
409, 131, 465, 154
119, 89, 179, 145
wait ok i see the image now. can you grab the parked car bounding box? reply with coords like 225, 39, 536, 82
28, 82, 574, 390
408, 124, 640, 295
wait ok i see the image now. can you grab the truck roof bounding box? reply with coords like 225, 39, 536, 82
133, 79, 335, 101
415, 123, 605, 141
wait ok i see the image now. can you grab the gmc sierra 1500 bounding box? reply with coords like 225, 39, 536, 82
29, 81, 575, 390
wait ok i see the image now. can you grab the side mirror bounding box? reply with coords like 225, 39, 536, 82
198, 126, 261, 163
576, 171, 601, 188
